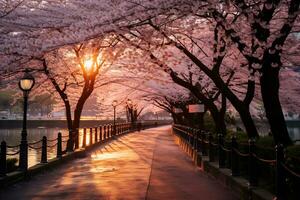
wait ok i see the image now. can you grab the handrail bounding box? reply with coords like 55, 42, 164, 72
28, 139, 43, 145
281, 162, 300, 179
172, 123, 300, 200
6, 144, 20, 148
252, 153, 276, 165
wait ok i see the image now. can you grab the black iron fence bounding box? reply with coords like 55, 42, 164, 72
173, 124, 300, 200
0, 121, 161, 176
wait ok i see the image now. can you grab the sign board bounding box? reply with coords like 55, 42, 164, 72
188, 104, 204, 113
173, 108, 183, 113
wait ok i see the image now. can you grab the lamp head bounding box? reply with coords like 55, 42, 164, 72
127, 99, 132, 106
112, 100, 117, 107
19, 69, 35, 92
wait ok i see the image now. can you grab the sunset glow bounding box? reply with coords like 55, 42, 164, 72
0, 1, 299, 199
83, 58, 94, 72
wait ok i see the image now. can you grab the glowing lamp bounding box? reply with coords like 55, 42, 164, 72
19, 69, 35, 92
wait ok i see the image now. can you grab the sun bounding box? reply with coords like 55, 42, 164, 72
84, 59, 94, 72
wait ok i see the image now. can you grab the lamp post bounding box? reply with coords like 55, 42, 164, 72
112, 100, 117, 137
18, 69, 35, 171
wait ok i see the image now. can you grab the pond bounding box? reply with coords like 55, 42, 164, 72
0, 127, 96, 168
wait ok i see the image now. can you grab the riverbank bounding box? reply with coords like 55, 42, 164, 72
0, 119, 120, 129
0, 120, 172, 129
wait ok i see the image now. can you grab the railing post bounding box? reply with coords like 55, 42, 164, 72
218, 134, 225, 168
19, 138, 28, 171
41, 136, 47, 163
57, 132, 62, 159
248, 138, 258, 187
90, 128, 93, 145
201, 131, 207, 156
188, 128, 192, 146
0, 141, 7, 176
194, 129, 198, 151
104, 125, 106, 140
111, 124, 113, 137
95, 127, 98, 143
100, 126, 102, 141
108, 125, 111, 137
208, 133, 214, 162
195, 129, 199, 152
74, 128, 79, 149
107, 125, 109, 138
82, 128, 87, 147
275, 144, 286, 200
231, 135, 239, 176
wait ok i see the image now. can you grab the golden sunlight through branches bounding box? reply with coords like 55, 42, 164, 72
83, 58, 94, 72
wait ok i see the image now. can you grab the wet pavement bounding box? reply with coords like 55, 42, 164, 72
0, 126, 237, 200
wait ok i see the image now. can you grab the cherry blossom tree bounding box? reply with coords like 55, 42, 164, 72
0, 0, 299, 147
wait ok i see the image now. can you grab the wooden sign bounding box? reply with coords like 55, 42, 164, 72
188, 104, 204, 113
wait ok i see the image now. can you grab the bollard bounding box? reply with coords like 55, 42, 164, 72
95, 127, 98, 143
100, 126, 102, 141
201, 131, 207, 156
57, 132, 62, 159
41, 136, 47, 163
90, 128, 93, 145
218, 134, 226, 168
0, 141, 7, 176
82, 128, 87, 147
275, 144, 286, 200
74, 128, 79, 149
231, 135, 239, 176
208, 133, 214, 162
248, 138, 258, 187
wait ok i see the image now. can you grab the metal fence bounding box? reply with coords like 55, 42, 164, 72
0, 121, 160, 176
173, 124, 300, 200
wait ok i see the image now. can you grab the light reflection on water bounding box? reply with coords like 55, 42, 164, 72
288, 127, 300, 142
0, 127, 98, 168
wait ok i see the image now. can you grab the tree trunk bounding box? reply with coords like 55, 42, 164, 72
239, 108, 258, 139
260, 63, 292, 146
210, 110, 227, 136
71, 96, 87, 149
65, 99, 74, 152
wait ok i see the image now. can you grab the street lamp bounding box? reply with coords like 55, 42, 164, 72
18, 69, 35, 171
126, 99, 132, 108
112, 100, 117, 137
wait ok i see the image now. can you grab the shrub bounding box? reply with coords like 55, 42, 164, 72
6, 158, 18, 172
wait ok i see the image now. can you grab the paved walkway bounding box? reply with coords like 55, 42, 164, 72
0, 126, 237, 200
